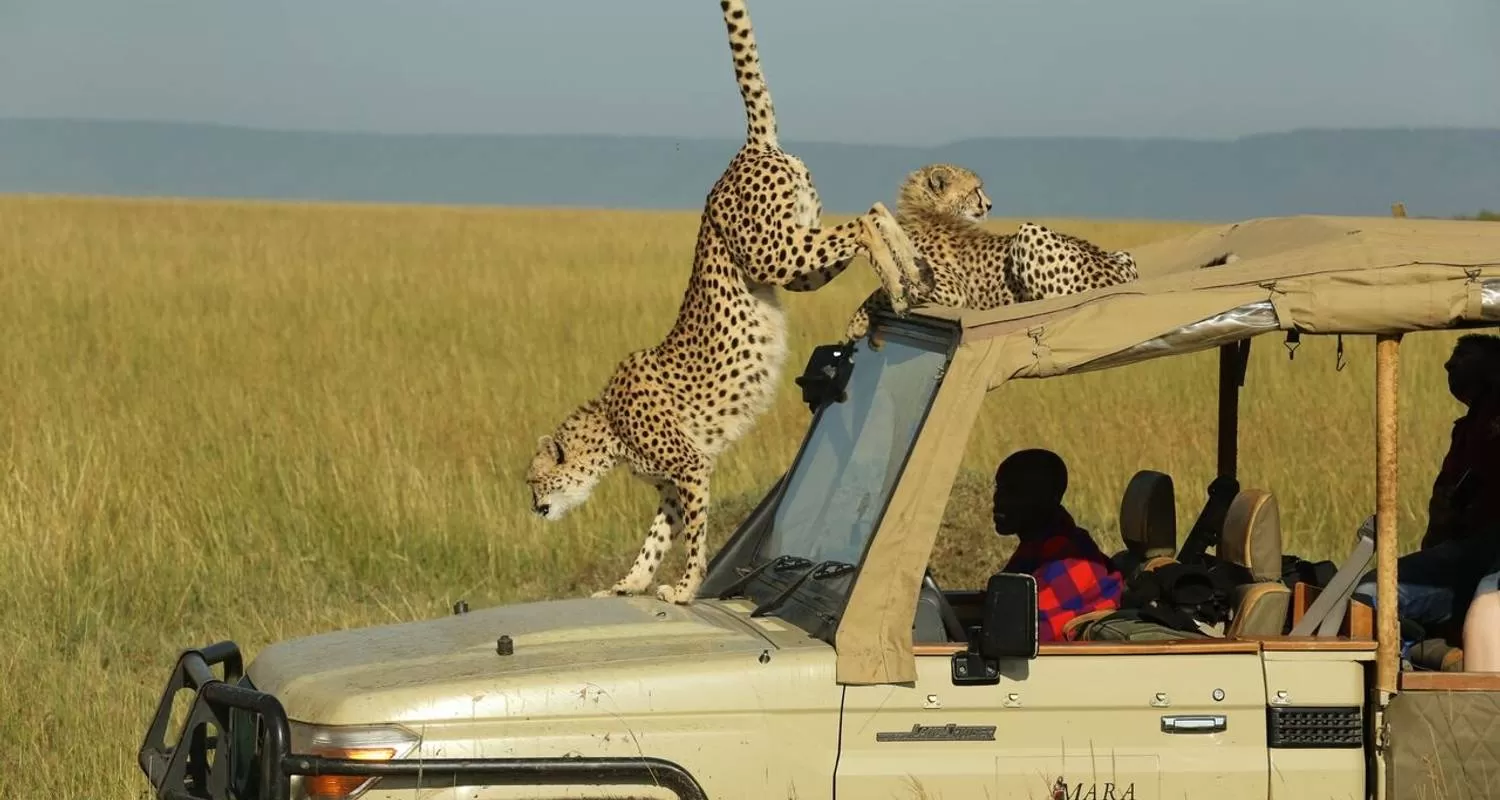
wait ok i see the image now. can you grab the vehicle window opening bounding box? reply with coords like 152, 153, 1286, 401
701, 318, 955, 644
919, 327, 1489, 657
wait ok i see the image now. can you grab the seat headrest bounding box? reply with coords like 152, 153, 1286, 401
1120, 470, 1177, 559
1219, 489, 1283, 582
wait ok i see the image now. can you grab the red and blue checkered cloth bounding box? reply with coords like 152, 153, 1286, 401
1001, 510, 1125, 642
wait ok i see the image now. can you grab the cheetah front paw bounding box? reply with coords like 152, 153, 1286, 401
655, 583, 696, 605
883, 282, 911, 316
592, 577, 650, 598
858, 216, 911, 315
870, 203, 925, 296
845, 317, 870, 342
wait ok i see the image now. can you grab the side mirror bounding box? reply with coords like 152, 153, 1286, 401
979, 572, 1039, 659
952, 573, 1038, 685
793, 343, 854, 414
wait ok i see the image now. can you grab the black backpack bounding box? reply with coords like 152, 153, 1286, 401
1279, 554, 1337, 590
1118, 560, 1238, 634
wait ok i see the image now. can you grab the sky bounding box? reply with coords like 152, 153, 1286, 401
1, 0, 1498, 147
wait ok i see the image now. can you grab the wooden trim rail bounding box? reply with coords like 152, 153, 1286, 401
1400, 672, 1500, 692
911, 638, 1379, 657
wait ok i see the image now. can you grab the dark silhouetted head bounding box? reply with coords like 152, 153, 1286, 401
992, 448, 1069, 538
1446, 334, 1500, 408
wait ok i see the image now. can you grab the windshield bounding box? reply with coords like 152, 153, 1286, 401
754, 328, 950, 568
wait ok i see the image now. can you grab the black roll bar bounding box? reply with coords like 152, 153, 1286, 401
1178, 339, 1250, 564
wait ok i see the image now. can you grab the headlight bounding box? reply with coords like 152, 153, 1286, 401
289, 721, 420, 800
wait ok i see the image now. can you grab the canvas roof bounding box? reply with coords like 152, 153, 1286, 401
835, 214, 1500, 685
938, 213, 1500, 339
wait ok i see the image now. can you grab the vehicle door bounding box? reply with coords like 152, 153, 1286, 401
835, 643, 1271, 800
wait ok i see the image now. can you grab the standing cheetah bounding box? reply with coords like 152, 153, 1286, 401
845, 163, 1139, 341
524, 0, 925, 605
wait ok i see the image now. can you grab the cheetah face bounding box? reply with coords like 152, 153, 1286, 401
524, 410, 614, 522
899, 163, 991, 222
958, 185, 992, 222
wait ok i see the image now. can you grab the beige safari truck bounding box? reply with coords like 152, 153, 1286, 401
139, 214, 1500, 800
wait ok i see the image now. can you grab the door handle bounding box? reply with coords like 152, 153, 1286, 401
1160, 715, 1226, 734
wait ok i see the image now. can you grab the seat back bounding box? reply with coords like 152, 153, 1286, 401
913, 570, 968, 644
1219, 489, 1292, 637
1117, 470, 1178, 573
1141, 555, 1180, 572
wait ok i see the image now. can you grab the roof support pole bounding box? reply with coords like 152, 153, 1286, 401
1375, 333, 1402, 701
1177, 341, 1248, 564
1216, 340, 1248, 480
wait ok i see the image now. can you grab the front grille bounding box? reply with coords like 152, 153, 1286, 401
1267, 705, 1364, 748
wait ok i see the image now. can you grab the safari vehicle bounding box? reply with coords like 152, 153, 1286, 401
141, 214, 1500, 800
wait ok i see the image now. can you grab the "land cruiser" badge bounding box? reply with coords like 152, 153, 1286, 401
875, 723, 997, 742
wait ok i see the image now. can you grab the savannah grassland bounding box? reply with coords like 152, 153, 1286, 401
0, 194, 1474, 798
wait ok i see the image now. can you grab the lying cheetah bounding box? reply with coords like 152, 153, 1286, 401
525, 0, 924, 605
845, 163, 1138, 341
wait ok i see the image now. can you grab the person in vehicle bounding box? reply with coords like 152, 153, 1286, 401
992, 448, 1125, 642
1465, 567, 1500, 672
1353, 333, 1500, 664
1420, 333, 1500, 551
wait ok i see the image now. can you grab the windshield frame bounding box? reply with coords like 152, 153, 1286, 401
700, 314, 959, 641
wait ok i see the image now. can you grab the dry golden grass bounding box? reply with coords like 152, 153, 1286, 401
0, 194, 1469, 798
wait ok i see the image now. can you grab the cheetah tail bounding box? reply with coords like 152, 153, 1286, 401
720, 0, 778, 149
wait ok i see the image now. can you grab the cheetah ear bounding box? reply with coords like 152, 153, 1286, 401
537, 434, 560, 462
926, 168, 949, 194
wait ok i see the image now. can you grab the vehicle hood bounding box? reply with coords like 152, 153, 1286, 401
244, 596, 778, 724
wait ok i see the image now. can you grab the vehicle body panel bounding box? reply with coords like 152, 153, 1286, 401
839, 652, 1270, 800
1262, 650, 1372, 800
249, 597, 774, 724
247, 598, 845, 800
1385, 685, 1500, 800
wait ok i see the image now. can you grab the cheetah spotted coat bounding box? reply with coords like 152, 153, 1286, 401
525, 0, 926, 604
845, 164, 1140, 341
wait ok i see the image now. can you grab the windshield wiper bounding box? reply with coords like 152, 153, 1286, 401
715, 554, 814, 600
750, 560, 857, 618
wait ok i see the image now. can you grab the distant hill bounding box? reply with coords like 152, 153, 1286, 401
2, 119, 1498, 221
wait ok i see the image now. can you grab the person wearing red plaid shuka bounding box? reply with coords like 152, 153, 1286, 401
992, 448, 1125, 643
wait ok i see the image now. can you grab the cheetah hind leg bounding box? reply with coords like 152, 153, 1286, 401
655, 475, 710, 605
591, 482, 684, 598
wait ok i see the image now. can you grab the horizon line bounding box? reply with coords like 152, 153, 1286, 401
4, 116, 1498, 150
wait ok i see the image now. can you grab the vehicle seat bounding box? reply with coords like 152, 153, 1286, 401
1141, 555, 1180, 572
1218, 489, 1292, 637
1061, 608, 1117, 640
1112, 470, 1178, 578
914, 570, 968, 644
